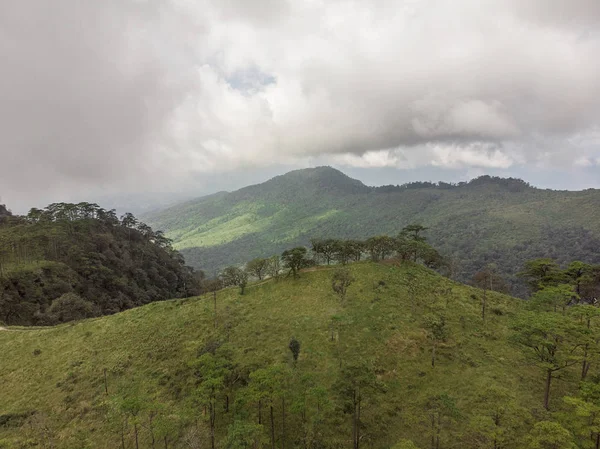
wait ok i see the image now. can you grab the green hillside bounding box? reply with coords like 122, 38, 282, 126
143, 167, 600, 294
1, 261, 597, 448
0, 203, 200, 325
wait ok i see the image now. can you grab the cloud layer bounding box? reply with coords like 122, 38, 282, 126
1, 0, 600, 208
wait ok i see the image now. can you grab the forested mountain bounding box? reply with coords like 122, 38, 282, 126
2, 261, 600, 448
0, 202, 201, 325
144, 167, 600, 295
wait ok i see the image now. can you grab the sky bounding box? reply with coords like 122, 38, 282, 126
1, 0, 600, 214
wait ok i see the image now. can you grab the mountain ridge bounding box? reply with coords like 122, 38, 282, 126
143, 167, 600, 294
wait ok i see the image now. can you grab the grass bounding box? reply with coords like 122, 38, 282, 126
0, 261, 568, 449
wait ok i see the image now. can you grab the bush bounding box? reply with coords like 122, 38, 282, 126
47, 293, 97, 323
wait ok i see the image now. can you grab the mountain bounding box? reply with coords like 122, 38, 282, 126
0, 262, 559, 448
0, 203, 200, 325
144, 167, 600, 294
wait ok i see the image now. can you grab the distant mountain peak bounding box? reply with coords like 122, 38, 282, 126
263, 166, 371, 194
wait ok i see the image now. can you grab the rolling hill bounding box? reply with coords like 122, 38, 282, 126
0, 261, 577, 449
144, 166, 600, 294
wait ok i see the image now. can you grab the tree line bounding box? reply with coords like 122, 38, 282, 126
209, 224, 443, 295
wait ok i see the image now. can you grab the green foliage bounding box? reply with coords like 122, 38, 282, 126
245, 258, 270, 280
221, 266, 249, 294
0, 202, 200, 325
47, 293, 97, 323
525, 421, 576, 449
331, 267, 354, 301
281, 247, 311, 278
0, 261, 595, 448
288, 337, 300, 363
143, 167, 600, 295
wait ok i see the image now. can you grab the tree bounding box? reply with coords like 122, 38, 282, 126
248, 365, 289, 449
221, 266, 249, 294
334, 361, 385, 449
426, 393, 460, 449
472, 264, 507, 294
331, 268, 354, 302
310, 238, 338, 265
224, 420, 266, 449
424, 314, 448, 368
47, 293, 97, 323
246, 258, 270, 281
364, 236, 395, 262
564, 380, 600, 449
401, 224, 429, 242
518, 258, 563, 293
193, 352, 231, 449
564, 261, 594, 298
472, 264, 508, 321
333, 240, 355, 265
569, 304, 600, 380
267, 255, 281, 281
524, 421, 576, 449
289, 337, 301, 365
512, 312, 589, 410
281, 247, 310, 278
529, 285, 577, 314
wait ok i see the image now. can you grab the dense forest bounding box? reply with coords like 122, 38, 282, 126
0, 202, 201, 325
143, 167, 600, 296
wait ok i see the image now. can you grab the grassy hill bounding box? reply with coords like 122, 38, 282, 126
1, 261, 592, 449
143, 167, 600, 294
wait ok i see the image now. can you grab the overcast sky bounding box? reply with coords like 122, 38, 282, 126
2, 0, 600, 213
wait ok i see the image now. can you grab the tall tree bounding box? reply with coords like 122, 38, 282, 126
331, 268, 355, 302
512, 312, 589, 410
334, 361, 385, 449
424, 314, 448, 368
221, 266, 249, 294
518, 259, 563, 293
246, 258, 270, 281
281, 247, 310, 278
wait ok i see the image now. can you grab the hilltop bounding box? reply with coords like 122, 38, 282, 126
144, 167, 600, 294
0, 262, 549, 448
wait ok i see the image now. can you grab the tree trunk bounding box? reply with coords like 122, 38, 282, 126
226, 394, 229, 413
258, 400, 262, 425
357, 397, 361, 449
282, 397, 286, 449
270, 404, 275, 449
595, 432, 600, 449
582, 344, 591, 380
435, 413, 440, 449
431, 414, 435, 449
134, 423, 139, 449
544, 369, 552, 410
164, 436, 168, 449
104, 368, 108, 394
353, 390, 358, 449
210, 401, 216, 449
482, 290, 486, 322
431, 343, 436, 368
213, 291, 217, 329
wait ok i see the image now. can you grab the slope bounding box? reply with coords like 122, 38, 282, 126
0, 261, 583, 449
0, 203, 200, 325
144, 167, 600, 293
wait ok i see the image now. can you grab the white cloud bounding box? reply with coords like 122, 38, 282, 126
2, 0, 600, 209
